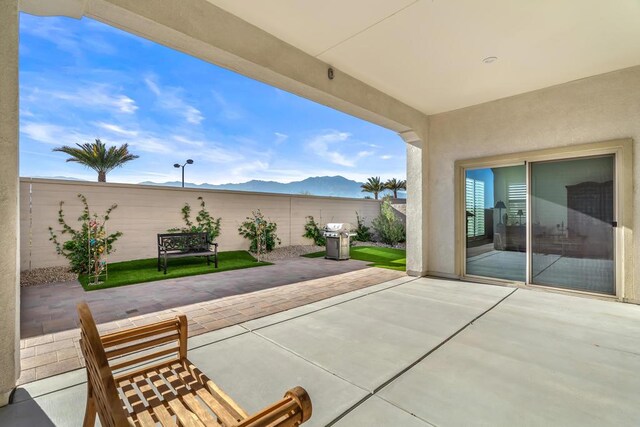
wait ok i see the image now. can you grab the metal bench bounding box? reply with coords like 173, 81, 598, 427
77, 301, 312, 426
157, 232, 218, 274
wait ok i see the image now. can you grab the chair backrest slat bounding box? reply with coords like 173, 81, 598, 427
77, 302, 131, 427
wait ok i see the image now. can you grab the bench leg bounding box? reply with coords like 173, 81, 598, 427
83, 382, 97, 427
207, 255, 210, 267
157, 255, 161, 272
164, 254, 168, 275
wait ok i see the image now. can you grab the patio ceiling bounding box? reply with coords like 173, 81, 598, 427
207, 0, 640, 114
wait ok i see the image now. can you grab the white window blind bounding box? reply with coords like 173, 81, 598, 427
508, 183, 526, 223
466, 178, 485, 237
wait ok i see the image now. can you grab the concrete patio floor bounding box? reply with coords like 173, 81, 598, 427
3, 277, 640, 426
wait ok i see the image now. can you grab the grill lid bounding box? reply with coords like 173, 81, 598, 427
323, 223, 352, 232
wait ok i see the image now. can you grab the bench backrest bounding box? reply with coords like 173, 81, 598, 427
158, 232, 210, 252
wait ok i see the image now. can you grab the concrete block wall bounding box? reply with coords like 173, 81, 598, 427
19, 178, 381, 270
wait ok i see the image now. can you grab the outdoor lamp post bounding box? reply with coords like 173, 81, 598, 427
517, 209, 524, 225
174, 159, 194, 188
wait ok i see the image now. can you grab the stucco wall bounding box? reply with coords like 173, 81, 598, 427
427, 66, 640, 299
20, 178, 381, 270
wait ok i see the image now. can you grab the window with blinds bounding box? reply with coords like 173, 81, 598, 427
466, 178, 485, 237
508, 183, 526, 224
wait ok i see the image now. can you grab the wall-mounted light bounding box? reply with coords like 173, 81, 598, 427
328, 67, 334, 80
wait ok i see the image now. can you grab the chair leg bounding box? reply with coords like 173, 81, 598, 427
207, 255, 211, 266
83, 384, 97, 427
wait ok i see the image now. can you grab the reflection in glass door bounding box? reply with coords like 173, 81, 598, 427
530, 155, 615, 294
465, 165, 526, 282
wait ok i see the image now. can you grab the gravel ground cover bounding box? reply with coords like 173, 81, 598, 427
256, 245, 324, 262
20, 266, 77, 287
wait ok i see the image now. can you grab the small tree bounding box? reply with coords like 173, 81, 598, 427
384, 178, 406, 198
238, 210, 281, 259
169, 197, 221, 242
372, 196, 405, 245
354, 211, 372, 242
48, 194, 122, 275
361, 176, 385, 200
303, 216, 325, 246
53, 139, 139, 183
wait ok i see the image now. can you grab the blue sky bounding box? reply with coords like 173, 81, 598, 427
18, 14, 405, 185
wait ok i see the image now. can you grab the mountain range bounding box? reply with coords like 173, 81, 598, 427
139, 175, 405, 199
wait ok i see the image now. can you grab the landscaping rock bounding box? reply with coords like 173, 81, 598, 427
255, 245, 324, 262
20, 267, 77, 287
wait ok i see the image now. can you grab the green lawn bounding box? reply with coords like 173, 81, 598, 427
302, 246, 406, 271
80, 250, 271, 291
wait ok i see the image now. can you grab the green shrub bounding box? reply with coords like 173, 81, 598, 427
48, 194, 122, 275
238, 210, 281, 257
354, 211, 372, 242
169, 196, 221, 242
372, 197, 405, 245
303, 216, 325, 246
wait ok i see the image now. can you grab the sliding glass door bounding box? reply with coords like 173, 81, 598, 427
465, 165, 526, 282
530, 155, 615, 294
463, 154, 616, 295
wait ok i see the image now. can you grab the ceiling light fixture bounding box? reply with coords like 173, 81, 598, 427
482, 56, 498, 64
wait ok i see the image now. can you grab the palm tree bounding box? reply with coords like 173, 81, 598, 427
385, 178, 407, 198
53, 139, 139, 182
361, 176, 385, 200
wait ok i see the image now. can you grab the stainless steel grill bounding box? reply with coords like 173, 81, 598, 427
322, 223, 356, 260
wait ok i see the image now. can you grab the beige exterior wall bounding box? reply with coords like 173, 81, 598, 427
20, 178, 381, 270
427, 65, 640, 302
0, 0, 20, 405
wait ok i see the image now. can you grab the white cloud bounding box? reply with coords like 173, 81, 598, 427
95, 122, 139, 137
144, 76, 204, 124
21, 122, 93, 145
274, 132, 289, 145
357, 151, 374, 159
380, 155, 393, 160
23, 84, 138, 114
211, 90, 243, 120
21, 16, 116, 57
306, 131, 354, 167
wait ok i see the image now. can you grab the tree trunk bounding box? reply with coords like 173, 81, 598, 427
98, 171, 106, 182
393, 190, 398, 198
374, 192, 379, 200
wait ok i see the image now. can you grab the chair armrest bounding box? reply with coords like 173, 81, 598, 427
234, 386, 312, 427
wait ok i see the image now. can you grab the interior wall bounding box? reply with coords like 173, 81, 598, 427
427, 66, 640, 300
531, 156, 614, 228
20, 178, 381, 270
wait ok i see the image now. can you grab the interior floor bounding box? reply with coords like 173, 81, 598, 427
466, 249, 614, 294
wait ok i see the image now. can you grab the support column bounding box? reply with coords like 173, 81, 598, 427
402, 128, 429, 277
0, 0, 20, 407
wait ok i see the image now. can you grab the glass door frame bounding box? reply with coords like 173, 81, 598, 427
454, 139, 633, 299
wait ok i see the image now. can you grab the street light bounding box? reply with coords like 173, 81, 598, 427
174, 159, 194, 188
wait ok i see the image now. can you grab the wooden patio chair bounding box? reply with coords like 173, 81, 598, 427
77, 302, 312, 427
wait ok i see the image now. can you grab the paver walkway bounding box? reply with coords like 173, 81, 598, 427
19, 257, 403, 384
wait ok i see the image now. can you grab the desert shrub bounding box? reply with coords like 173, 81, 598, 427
169, 196, 221, 242
303, 216, 325, 246
372, 197, 405, 245
48, 194, 122, 275
354, 211, 372, 242
238, 210, 281, 257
